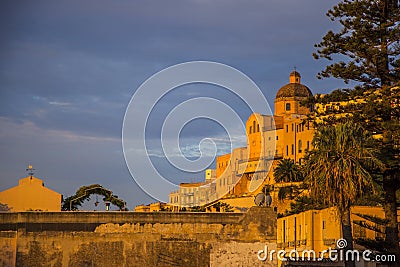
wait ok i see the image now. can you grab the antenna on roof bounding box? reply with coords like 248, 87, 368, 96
26, 165, 35, 178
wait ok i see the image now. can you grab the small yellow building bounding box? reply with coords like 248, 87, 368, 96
134, 204, 150, 212
134, 202, 170, 212
0, 176, 62, 211
277, 206, 400, 266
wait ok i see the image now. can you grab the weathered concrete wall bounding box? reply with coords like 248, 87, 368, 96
0, 231, 16, 267
0, 207, 277, 267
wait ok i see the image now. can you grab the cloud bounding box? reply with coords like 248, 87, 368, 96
0, 117, 119, 143
0, 116, 152, 208
0, 0, 346, 207
48, 101, 72, 106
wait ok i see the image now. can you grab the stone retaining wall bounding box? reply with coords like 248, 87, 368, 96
0, 207, 277, 266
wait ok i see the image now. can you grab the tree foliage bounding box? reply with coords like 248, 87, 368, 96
313, 1, 400, 260
278, 196, 329, 218
305, 122, 381, 215
0, 203, 10, 212
211, 201, 234, 212
62, 184, 127, 211
273, 159, 304, 183
305, 121, 382, 267
313, 0, 400, 88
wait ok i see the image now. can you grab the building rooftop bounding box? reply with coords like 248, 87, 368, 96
275, 71, 312, 99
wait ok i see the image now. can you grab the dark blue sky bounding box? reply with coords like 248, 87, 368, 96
0, 0, 346, 209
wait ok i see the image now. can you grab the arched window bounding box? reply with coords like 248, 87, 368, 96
286, 103, 291, 111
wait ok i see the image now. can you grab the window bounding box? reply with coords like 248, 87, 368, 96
286, 145, 289, 156
298, 140, 302, 153
353, 221, 366, 238
286, 103, 291, 111
276, 136, 279, 140
283, 220, 286, 243
249, 126, 252, 134
286, 125, 289, 133
257, 124, 260, 132
299, 225, 302, 239
291, 144, 294, 155
307, 141, 310, 150
253, 120, 256, 133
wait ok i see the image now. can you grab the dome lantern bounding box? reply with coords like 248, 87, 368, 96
275, 71, 312, 99
289, 70, 301, 84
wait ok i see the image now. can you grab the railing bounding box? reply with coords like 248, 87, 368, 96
238, 157, 260, 164
323, 238, 336, 246
237, 156, 276, 164
279, 240, 307, 248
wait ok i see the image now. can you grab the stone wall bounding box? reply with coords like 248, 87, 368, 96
0, 207, 277, 267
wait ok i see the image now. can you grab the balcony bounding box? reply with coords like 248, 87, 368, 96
323, 238, 336, 246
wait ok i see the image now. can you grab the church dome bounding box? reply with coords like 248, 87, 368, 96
275, 71, 313, 99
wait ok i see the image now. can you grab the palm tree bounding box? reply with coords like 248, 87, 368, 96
274, 159, 304, 201
305, 121, 381, 267
274, 159, 303, 183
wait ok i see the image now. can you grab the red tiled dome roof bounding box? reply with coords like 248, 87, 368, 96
276, 83, 313, 99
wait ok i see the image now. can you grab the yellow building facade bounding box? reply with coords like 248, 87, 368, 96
134, 202, 171, 212
276, 206, 400, 266
166, 71, 315, 212
0, 176, 62, 211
